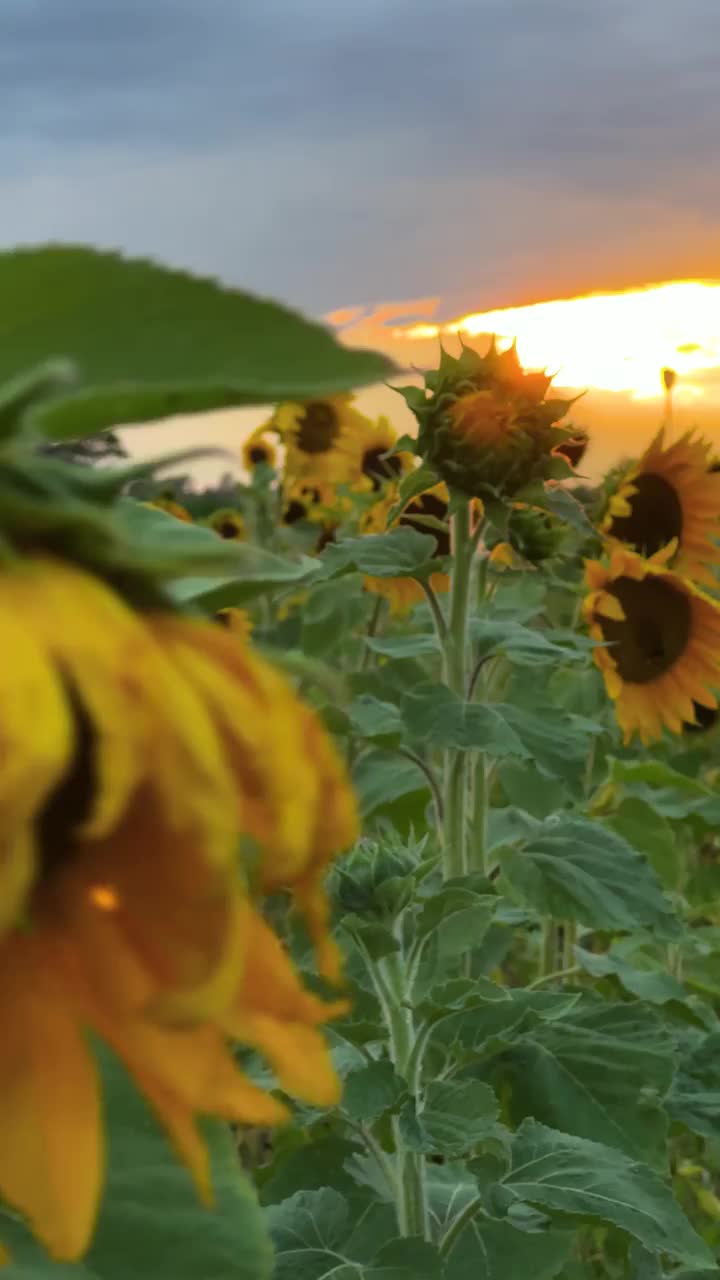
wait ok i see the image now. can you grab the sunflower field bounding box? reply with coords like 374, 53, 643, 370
3, 245, 720, 1279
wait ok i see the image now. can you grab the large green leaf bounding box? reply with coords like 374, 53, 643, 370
0, 1051, 272, 1279
267, 1189, 443, 1280
493, 1001, 675, 1166
319, 529, 439, 580
0, 246, 395, 438
492, 1120, 713, 1269
444, 1217, 572, 1280
399, 1081, 499, 1157
667, 1031, 720, 1139
498, 816, 679, 935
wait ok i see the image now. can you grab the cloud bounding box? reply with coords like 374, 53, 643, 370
0, 0, 718, 313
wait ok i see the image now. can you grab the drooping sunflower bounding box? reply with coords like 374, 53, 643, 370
207, 509, 247, 541
398, 339, 577, 500
601, 429, 720, 584
242, 432, 278, 472
0, 557, 357, 1260
270, 395, 375, 487
584, 545, 720, 743
363, 483, 451, 615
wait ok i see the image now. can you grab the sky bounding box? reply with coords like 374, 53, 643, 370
2, 0, 720, 475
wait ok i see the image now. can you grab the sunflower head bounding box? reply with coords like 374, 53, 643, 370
269, 395, 376, 490
584, 545, 720, 743
398, 339, 577, 500
600, 429, 720, 584
242, 434, 277, 472
208, 509, 247, 541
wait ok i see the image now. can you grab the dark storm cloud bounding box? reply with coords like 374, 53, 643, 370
0, 0, 718, 310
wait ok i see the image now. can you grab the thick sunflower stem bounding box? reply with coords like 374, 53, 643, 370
442, 499, 474, 880
357, 941, 429, 1240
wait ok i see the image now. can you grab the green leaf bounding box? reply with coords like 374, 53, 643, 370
444, 1217, 572, 1280
352, 751, 430, 821
496, 704, 600, 783
515, 482, 594, 533
470, 619, 592, 667
347, 697, 405, 746
0, 1050, 272, 1279
365, 634, 441, 659
574, 945, 686, 1005
401, 685, 528, 755
342, 1062, 405, 1124
494, 1120, 714, 1269
0, 246, 395, 438
415, 878, 496, 957
384, 462, 442, 523
498, 816, 679, 935
608, 758, 720, 824
115, 498, 322, 588
400, 1081, 499, 1156
607, 798, 680, 889
667, 1031, 720, 1138
320, 529, 438, 580
494, 1001, 675, 1166
268, 1189, 443, 1280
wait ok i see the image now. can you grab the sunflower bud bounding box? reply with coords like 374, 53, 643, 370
397, 339, 577, 501
331, 839, 418, 919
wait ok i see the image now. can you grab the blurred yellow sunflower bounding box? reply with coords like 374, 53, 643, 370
347, 415, 414, 492
584, 545, 720, 743
208, 510, 247, 541
0, 558, 357, 1260
242, 432, 278, 472
601, 430, 720, 584
363, 483, 451, 615
271, 395, 374, 486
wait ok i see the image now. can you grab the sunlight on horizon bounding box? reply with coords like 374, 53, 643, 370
391, 280, 720, 400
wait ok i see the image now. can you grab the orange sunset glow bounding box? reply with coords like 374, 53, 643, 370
123, 279, 720, 485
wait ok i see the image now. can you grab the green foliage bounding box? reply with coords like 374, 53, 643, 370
0, 1051, 272, 1279
0, 246, 395, 438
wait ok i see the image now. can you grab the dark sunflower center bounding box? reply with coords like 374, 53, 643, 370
400, 492, 450, 558
609, 472, 683, 556
283, 499, 307, 525
599, 575, 691, 684
249, 445, 269, 465
218, 520, 241, 539
36, 691, 97, 877
296, 402, 339, 454
362, 447, 403, 490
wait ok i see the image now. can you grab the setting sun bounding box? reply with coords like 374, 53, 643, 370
392, 280, 720, 400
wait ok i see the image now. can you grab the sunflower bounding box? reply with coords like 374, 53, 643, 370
601, 429, 720, 584
398, 339, 576, 500
584, 545, 720, 743
0, 557, 357, 1260
271, 395, 375, 487
363, 483, 451, 615
242, 433, 278, 472
346, 415, 413, 492
208, 509, 247, 541
215, 607, 254, 641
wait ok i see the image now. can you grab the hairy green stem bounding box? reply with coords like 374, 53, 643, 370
442, 498, 474, 880
355, 938, 429, 1240
439, 1192, 490, 1257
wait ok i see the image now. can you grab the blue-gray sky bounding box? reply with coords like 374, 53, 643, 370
2, 0, 719, 318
